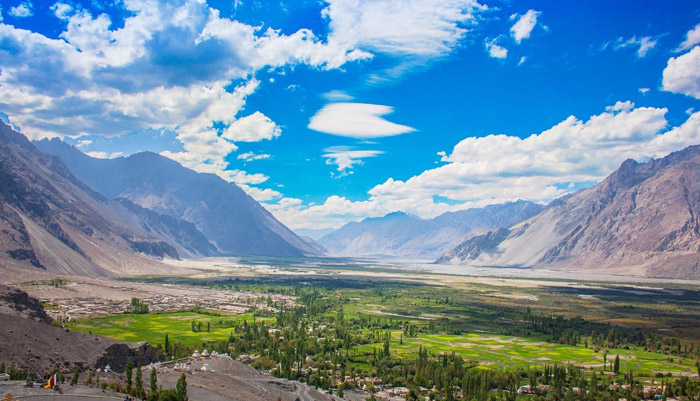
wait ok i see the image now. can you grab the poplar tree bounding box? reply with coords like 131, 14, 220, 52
135, 363, 143, 396
125, 360, 133, 394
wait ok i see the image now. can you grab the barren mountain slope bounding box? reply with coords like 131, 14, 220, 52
438, 146, 700, 278
0, 122, 183, 276
35, 138, 322, 257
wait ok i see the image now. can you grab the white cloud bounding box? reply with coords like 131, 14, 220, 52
221, 111, 281, 142
615, 35, 658, 58
0, 6, 3, 22
322, 90, 354, 102
0, 0, 377, 202
76, 139, 93, 148
510, 10, 540, 43
485, 38, 507, 59
605, 100, 634, 112
517, 56, 526, 66
9, 1, 33, 18
639, 87, 650, 94
271, 102, 700, 230
322, 146, 384, 172
51, 2, 72, 20
308, 102, 415, 138
238, 152, 271, 162
85, 150, 123, 159
676, 23, 700, 52
239, 185, 282, 202
322, 0, 486, 58
662, 46, 700, 99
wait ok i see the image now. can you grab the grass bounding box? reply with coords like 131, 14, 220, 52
352, 331, 697, 377
68, 311, 267, 347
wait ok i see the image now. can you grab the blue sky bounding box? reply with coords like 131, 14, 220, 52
1, 0, 700, 234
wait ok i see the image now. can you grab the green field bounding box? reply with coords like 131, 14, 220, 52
68, 311, 266, 347
67, 301, 696, 379
353, 331, 697, 376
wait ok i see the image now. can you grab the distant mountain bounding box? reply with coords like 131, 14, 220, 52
437, 146, 700, 279
0, 122, 185, 277
35, 138, 322, 257
108, 197, 218, 258
318, 201, 544, 258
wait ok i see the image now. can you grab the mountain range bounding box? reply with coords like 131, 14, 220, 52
3, 119, 700, 279
437, 146, 700, 279
35, 136, 322, 258
0, 122, 183, 276
318, 201, 544, 258
0, 122, 324, 277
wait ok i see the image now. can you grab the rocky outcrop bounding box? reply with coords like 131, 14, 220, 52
95, 343, 161, 372
0, 285, 52, 324
0, 286, 160, 375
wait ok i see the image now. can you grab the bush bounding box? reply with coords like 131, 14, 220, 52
252, 357, 277, 370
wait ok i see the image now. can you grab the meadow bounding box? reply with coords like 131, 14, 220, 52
69, 311, 265, 347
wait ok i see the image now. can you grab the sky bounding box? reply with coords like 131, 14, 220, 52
1, 0, 700, 236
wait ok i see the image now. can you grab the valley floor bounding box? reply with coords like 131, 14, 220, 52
3, 257, 700, 400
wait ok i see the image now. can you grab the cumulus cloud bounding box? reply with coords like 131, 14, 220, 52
322, 146, 384, 172
238, 152, 271, 162
485, 38, 507, 59
221, 111, 281, 142
662, 46, 700, 99
51, 2, 72, 20
676, 23, 700, 52
510, 10, 540, 43
270, 102, 700, 230
308, 103, 415, 138
615, 35, 658, 58
0, 0, 377, 201
323, 0, 485, 58
9, 1, 33, 18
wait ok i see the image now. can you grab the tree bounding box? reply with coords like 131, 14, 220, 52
71, 364, 80, 385
150, 367, 158, 395
176, 373, 188, 401
164, 334, 170, 356
613, 355, 620, 374
135, 363, 144, 397
125, 360, 133, 394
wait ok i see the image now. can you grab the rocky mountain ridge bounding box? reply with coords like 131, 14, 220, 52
0, 122, 184, 277
438, 145, 700, 278
35, 138, 322, 258
318, 201, 544, 258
